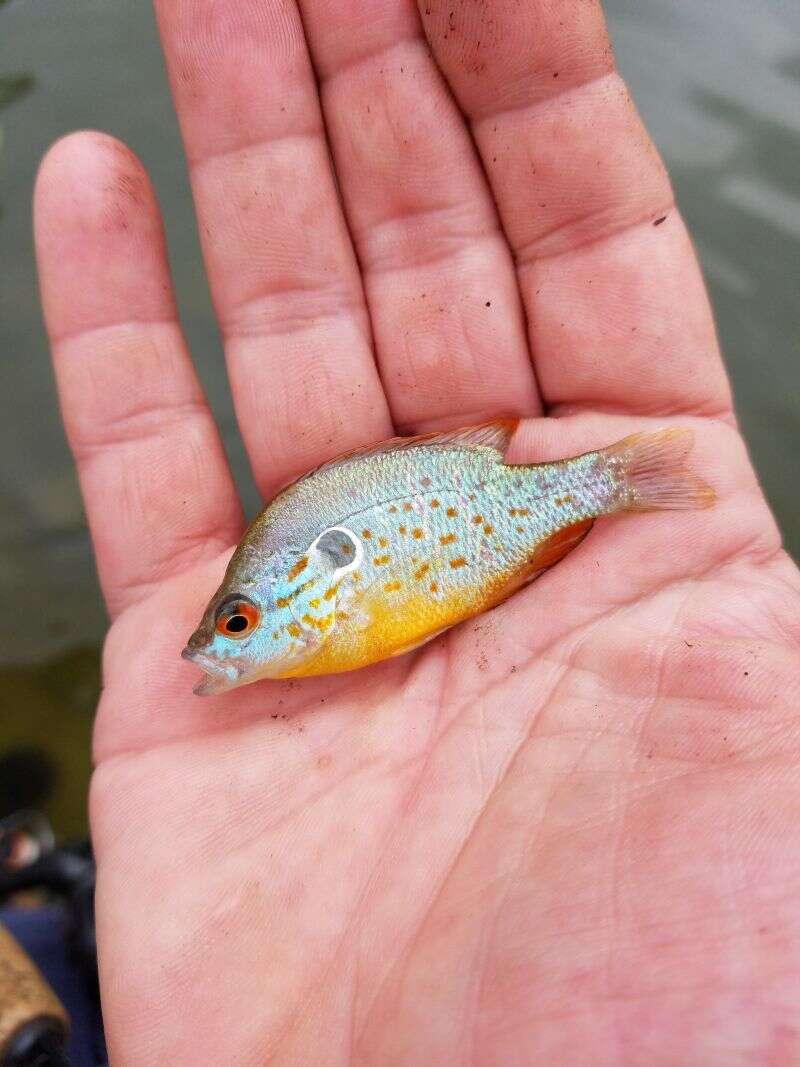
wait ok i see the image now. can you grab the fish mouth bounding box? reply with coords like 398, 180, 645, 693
181, 646, 242, 696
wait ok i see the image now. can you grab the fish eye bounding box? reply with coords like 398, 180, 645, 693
215, 599, 260, 639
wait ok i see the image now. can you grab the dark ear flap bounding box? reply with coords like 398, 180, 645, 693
311, 526, 362, 573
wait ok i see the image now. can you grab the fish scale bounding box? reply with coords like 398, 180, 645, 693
183, 421, 714, 693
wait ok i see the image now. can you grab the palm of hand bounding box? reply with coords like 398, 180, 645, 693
34, 2, 800, 1063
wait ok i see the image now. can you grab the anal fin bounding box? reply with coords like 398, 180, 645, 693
481, 518, 594, 615
528, 518, 593, 574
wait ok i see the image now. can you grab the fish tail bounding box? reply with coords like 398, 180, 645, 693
602, 427, 716, 512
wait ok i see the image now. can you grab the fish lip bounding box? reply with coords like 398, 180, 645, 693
181, 646, 241, 696
181, 646, 222, 673
192, 674, 235, 697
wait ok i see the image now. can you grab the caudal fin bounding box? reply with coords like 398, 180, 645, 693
602, 427, 715, 512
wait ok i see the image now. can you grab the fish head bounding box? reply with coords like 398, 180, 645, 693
182, 525, 363, 694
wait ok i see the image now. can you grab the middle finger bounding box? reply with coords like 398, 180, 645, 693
299, 0, 542, 431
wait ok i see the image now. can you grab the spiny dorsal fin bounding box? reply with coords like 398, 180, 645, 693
306, 419, 518, 479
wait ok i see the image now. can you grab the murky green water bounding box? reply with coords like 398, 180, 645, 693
1, 1, 798, 834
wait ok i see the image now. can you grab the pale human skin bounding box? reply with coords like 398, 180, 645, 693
33, 1, 800, 1063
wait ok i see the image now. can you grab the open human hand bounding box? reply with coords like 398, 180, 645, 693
34, 2, 800, 1063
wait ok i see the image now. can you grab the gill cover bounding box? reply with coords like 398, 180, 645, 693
280, 525, 363, 645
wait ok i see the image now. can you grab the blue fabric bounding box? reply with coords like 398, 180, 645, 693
1, 906, 106, 1066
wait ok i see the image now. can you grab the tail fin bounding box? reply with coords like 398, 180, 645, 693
602, 427, 715, 512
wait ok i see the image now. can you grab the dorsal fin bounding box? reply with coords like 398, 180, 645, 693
306, 419, 518, 480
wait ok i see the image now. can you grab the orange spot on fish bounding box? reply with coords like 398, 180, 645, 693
287, 556, 308, 581
430, 581, 439, 592
374, 554, 390, 566
362, 529, 372, 538
309, 597, 321, 609
483, 524, 493, 536
384, 580, 402, 593
323, 585, 337, 601
286, 622, 302, 638
276, 577, 317, 610
439, 532, 457, 545
446, 506, 458, 518
378, 536, 388, 548
430, 499, 440, 508
412, 528, 424, 540
518, 507, 529, 517
388, 505, 398, 514
450, 557, 466, 569
414, 563, 430, 579
473, 515, 484, 525
403, 502, 413, 512
516, 525, 525, 534
399, 524, 407, 535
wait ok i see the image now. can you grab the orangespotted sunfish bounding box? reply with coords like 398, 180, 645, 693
182, 421, 713, 694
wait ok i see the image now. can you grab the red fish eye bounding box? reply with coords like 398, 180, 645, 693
216, 601, 260, 638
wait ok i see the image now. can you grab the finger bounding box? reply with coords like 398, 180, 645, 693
154, 0, 393, 499
298, 0, 541, 431
419, 1, 733, 418
35, 132, 243, 618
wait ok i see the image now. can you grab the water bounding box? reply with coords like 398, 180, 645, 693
1, 0, 798, 834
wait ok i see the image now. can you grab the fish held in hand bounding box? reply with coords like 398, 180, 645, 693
182, 422, 713, 694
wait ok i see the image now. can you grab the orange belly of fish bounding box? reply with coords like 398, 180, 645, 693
277, 519, 593, 677
276, 582, 469, 677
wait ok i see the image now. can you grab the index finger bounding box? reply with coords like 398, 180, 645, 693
419, 0, 733, 419
34, 133, 243, 617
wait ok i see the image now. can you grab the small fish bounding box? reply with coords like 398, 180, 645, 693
183, 421, 713, 694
